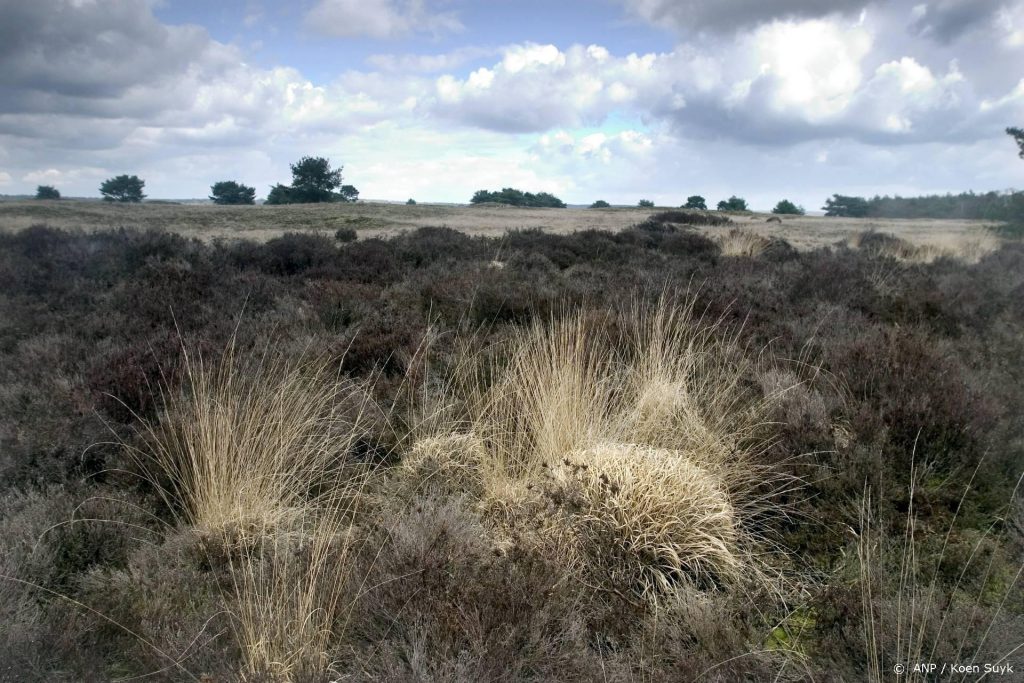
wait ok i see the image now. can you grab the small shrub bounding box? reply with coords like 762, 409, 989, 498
335, 226, 357, 243
638, 199, 655, 208
590, 200, 611, 208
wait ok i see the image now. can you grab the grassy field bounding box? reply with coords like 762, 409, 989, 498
0, 198, 1003, 252
1, 208, 1021, 681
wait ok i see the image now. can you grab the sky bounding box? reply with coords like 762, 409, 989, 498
1, 0, 1023, 210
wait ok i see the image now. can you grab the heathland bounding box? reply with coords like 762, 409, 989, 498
0, 198, 1000, 253
0, 204, 1021, 681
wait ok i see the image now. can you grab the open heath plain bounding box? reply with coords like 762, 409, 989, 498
1, 198, 1021, 681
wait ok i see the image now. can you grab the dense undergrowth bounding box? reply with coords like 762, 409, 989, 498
1, 216, 1022, 680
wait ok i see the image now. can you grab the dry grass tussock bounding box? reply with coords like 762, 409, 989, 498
403, 298, 794, 603
127, 345, 385, 680
127, 344, 379, 532
848, 229, 1000, 265
718, 228, 773, 258
550, 443, 741, 597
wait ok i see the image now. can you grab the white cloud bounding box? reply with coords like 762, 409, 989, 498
2, 0, 1023, 203
366, 46, 495, 73
980, 79, 1024, 112
0, 171, 12, 185
427, 43, 684, 133
417, 22, 1016, 147
533, 129, 654, 165
22, 168, 63, 184
305, 0, 462, 39
740, 19, 872, 120
997, 3, 1024, 47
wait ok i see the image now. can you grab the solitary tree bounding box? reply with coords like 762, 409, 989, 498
290, 156, 343, 203
590, 199, 611, 208
772, 199, 805, 215
210, 180, 256, 205
683, 195, 706, 210
338, 184, 359, 203
716, 196, 748, 211
35, 185, 60, 200
822, 194, 869, 217
638, 199, 655, 207
100, 175, 146, 203
1008, 127, 1024, 159
406, 198, 416, 205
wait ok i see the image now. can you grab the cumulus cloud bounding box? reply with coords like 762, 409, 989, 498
419, 24, 1020, 147
1, 0, 1022, 201
305, 0, 463, 39
0, 0, 416, 144
429, 43, 690, 133
0, 0, 430, 196
736, 19, 872, 121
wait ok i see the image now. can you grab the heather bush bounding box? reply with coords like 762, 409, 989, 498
0, 217, 1021, 679
334, 226, 357, 243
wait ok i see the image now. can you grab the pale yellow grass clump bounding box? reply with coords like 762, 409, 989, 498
550, 443, 741, 598
718, 228, 773, 258
127, 346, 382, 680
129, 346, 376, 533
406, 298, 786, 602
224, 511, 359, 680
849, 230, 1000, 265
455, 300, 762, 483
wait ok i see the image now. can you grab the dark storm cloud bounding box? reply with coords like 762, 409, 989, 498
0, 0, 218, 103
908, 0, 1005, 43
620, 0, 870, 32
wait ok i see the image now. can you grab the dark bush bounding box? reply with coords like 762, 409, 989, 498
646, 210, 733, 227
393, 226, 487, 266
209, 180, 256, 205
470, 187, 567, 208
335, 226, 358, 243
243, 232, 338, 275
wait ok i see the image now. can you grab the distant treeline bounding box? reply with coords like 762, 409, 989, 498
824, 190, 1024, 221
470, 187, 567, 208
